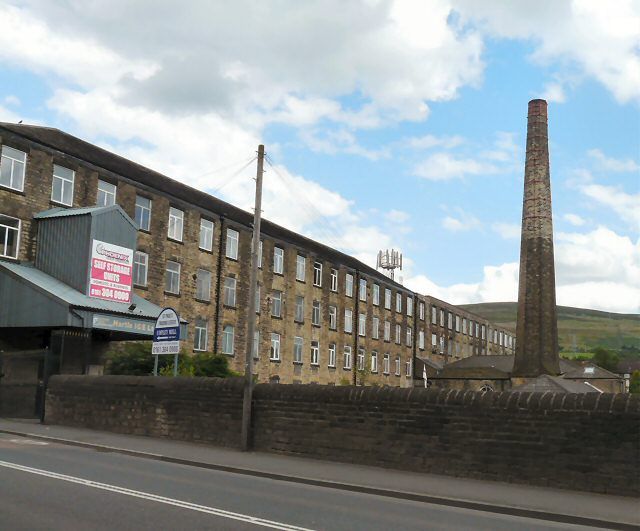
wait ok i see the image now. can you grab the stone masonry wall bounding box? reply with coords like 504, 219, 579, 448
45, 375, 640, 496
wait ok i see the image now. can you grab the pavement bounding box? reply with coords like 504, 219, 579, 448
1, 418, 638, 530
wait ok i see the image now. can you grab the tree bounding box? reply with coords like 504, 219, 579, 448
591, 347, 619, 372
629, 371, 640, 394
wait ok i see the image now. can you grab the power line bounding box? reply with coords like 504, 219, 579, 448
209, 155, 258, 197
192, 155, 257, 181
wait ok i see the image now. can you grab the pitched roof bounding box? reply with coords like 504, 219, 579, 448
511, 374, 601, 393
0, 122, 409, 292
435, 355, 582, 379
562, 363, 622, 380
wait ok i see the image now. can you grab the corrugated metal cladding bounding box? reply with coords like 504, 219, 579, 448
35, 214, 91, 293
34, 206, 137, 296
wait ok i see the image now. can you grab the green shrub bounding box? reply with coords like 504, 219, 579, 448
591, 347, 619, 372
630, 371, 640, 394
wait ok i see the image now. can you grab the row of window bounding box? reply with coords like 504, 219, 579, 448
429, 305, 513, 346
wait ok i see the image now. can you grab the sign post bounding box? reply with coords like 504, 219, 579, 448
152, 308, 181, 376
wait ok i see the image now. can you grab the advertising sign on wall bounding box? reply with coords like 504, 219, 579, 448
89, 239, 134, 303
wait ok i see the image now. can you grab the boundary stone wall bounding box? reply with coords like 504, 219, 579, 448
45, 376, 640, 496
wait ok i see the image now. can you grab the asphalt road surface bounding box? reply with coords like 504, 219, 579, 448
0, 433, 609, 530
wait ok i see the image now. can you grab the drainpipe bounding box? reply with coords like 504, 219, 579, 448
352, 269, 360, 385
412, 293, 418, 388
213, 216, 225, 353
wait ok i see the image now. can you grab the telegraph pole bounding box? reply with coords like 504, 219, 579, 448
241, 144, 264, 451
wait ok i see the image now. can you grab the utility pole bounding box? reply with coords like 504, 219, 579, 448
241, 144, 264, 451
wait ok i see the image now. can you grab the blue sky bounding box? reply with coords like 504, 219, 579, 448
1, 0, 638, 312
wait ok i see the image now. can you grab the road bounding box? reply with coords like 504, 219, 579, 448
0, 433, 613, 530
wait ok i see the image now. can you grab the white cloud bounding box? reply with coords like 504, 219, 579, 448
579, 183, 640, 230
3, 95, 20, 107
492, 222, 520, 239
541, 82, 566, 103
299, 128, 390, 161
442, 212, 481, 232
413, 152, 499, 181
563, 213, 585, 226
587, 148, 639, 173
386, 209, 410, 224
405, 134, 464, 150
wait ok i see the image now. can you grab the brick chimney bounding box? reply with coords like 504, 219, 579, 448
512, 99, 560, 377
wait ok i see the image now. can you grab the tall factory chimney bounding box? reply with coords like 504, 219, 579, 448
512, 99, 560, 377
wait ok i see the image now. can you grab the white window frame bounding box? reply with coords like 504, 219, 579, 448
406, 297, 413, 317
395, 356, 401, 376
448, 312, 453, 330
432, 306, 437, 324
222, 325, 234, 355
419, 302, 425, 320
371, 351, 378, 373
226, 228, 239, 259
440, 309, 445, 327
358, 313, 366, 337
384, 321, 391, 341
312, 300, 321, 326
345, 273, 353, 297
406, 327, 412, 347
199, 218, 214, 251
396, 293, 402, 313
293, 336, 303, 364
372, 316, 379, 340
97, 179, 116, 207
51, 164, 75, 206
165, 261, 181, 294
328, 305, 337, 330
133, 250, 148, 287
168, 207, 184, 242
395, 324, 401, 345
330, 268, 338, 292
313, 261, 322, 287
0, 215, 21, 259
196, 269, 212, 301
328, 343, 336, 368
224, 276, 236, 306
455, 315, 461, 333
372, 284, 380, 306
432, 333, 437, 347
135, 195, 152, 232
253, 330, 260, 359
419, 330, 425, 350
194, 319, 208, 352
295, 295, 305, 323
296, 254, 306, 282
384, 288, 391, 310
359, 278, 367, 301
406, 360, 412, 377
0, 145, 26, 191
258, 240, 263, 268
383, 353, 390, 375
270, 333, 281, 360
344, 346, 352, 369
344, 308, 353, 333
271, 290, 282, 318
273, 246, 284, 274
310, 340, 319, 366
357, 348, 365, 371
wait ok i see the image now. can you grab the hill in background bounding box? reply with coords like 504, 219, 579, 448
459, 302, 640, 358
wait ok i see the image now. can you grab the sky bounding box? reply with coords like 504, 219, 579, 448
0, 0, 638, 313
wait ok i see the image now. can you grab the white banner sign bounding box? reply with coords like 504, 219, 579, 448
89, 239, 134, 303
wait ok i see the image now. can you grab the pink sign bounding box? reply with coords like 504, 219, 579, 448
89, 239, 134, 303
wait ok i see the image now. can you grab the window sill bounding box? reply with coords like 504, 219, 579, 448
226, 256, 238, 262
164, 291, 181, 297
222, 304, 236, 310
313, 283, 322, 289
222, 352, 234, 356
295, 278, 306, 284
269, 358, 281, 363
294, 320, 304, 325
271, 315, 282, 320
328, 365, 336, 370
50, 200, 73, 208
134, 284, 148, 291
312, 324, 321, 328
196, 298, 211, 305
273, 271, 284, 277
0, 185, 25, 196
310, 363, 319, 367
343, 367, 352, 371
138, 228, 152, 235
167, 237, 184, 245
293, 361, 303, 365
199, 247, 214, 254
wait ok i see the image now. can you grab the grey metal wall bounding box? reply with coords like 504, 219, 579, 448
35, 215, 92, 294
90, 209, 137, 251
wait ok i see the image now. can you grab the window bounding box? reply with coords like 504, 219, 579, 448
255, 284, 261, 314
165, 261, 180, 294
344, 346, 352, 369
311, 340, 319, 365
440, 309, 445, 327
253, 331, 260, 359
482, 325, 486, 340
133, 251, 148, 287
383, 353, 390, 375
223, 277, 236, 306
194, 319, 208, 351
328, 343, 336, 367
372, 317, 379, 339
407, 297, 413, 317
359, 279, 367, 301
419, 330, 425, 349
195, 269, 211, 301
330, 268, 338, 291
475, 322, 480, 338
0, 145, 26, 191
312, 300, 321, 326
395, 356, 401, 376
258, 240, 263, 268
226, 229, 239, 259
328, 305, 337, 330
271, 290, 282, 317
357, 348, 365, 371
384, 321, 391, 341
344, 308, 353, 333
345, 273, 353, 297
52, 165, 74, 206
0, 215, 20, 259
199, 219, 214, 251
270, 333, 281, 360
168, 207, 184, 241
406, 328, 412, 347
494, 329, 498, 343
296, 254, 306, 281
293, 336, 303, 364
371, 351, 378, 373
500, 331, 504, 346
273, 247, 284, 274
455, 315, 461, 332
134, 196, 151, 231
448, 312, 453, 330
396, 293, 402, 313
463, 318, 467, 335
358, 313, 366, 337
431, 306, 437, 324
222, 325, 234, 354
406, 360, 412, 377
295, 296, 304, 322
419, 302, 425, 320
384, 288, 392, 310
395, 324, 401, 344
97, 179, 116, 206
432, 333, 438, 347
372, 284, 380, 306
313, 261, 322, 287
